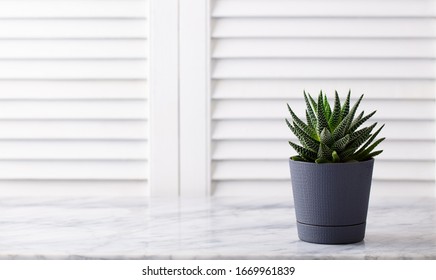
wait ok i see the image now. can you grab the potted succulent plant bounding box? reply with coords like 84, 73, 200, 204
286, 91, 385, 244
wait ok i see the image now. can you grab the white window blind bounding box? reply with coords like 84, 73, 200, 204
210, 0, 436, 196
0, 0, 149, 196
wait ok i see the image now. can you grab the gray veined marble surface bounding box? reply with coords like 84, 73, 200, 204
0, 196, 435, 260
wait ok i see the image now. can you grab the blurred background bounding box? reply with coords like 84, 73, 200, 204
0, 0, 434, 198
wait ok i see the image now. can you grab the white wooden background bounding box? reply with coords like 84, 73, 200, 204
0, 0, 150, 196
209, 0, 436, 197
0, 0, 434, 197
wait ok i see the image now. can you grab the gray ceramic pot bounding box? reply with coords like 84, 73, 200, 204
289, 159, 374, 244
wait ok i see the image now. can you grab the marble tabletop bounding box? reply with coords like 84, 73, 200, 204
0, 196, 435, 260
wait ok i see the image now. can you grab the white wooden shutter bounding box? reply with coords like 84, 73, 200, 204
0, 0, 149, 196
210, 0, 436, 196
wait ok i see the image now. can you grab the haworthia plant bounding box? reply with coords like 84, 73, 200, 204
286, 91, 385, 163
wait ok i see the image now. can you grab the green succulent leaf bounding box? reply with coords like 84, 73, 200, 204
320, 127, 334, 146
339, 147, 357, 160
332, 134, 350, 151
355, 137, 385, 160
287, 90, 385, 163
332, 113, 351, 141
363, 150, 383, 160
355, 124, 385, 155
292, 122, 320, 152
286, 119, 303, 142
344, 94, 364, 132
317, 92, 330, 134
332, 150, 340, 162
317, 142, 333, 161
349, 110, 376, 133
304, 91, 317, 129
329, 91, 342, 129
285, 118, 293, 131
287, 104, 316, 138
288, 141, 317, 161
305, 110, 315, 131
308, 93, 318, 114
350, 110, 364, 129
323, 94, 332, 121
291, 155, 305, 161
349, 123, 376, 143
346, 124, 376, 151
341, 90, 351, 119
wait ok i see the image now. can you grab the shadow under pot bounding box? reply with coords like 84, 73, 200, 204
289, 158, 374, 244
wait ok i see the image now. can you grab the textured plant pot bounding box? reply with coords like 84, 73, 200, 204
289, 159, 374, 244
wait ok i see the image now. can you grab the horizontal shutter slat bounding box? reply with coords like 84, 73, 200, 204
0, 140, 148, 160
0, 40, 147, 59
0, 120, 148, 139
0, 80, 148, 99
213, 18, 436, 38
212, 99, 434, 120
0, 60, 147, 79
213, 38, 436, 59
0, 0, 149, 18
212, 59, 435, 79
0, 100, 148, 119
212, 80, 435, 100
0, 19, 148, 38
213, 0, 436, 18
